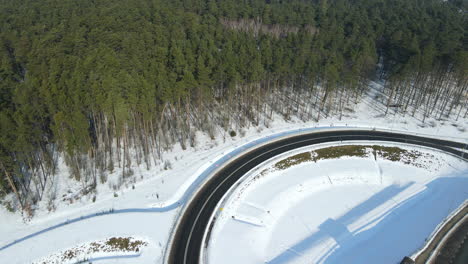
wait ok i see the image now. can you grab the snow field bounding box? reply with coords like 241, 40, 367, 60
206, 143, 468, 264
32, 237, 150, 264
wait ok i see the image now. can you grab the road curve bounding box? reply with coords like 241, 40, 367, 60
167, 129, 468, 264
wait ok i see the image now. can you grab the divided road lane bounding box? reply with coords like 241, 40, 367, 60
168, 130, 468, 264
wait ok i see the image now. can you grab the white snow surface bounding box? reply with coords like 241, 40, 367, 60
0, 81, 467, 263
206, 143, 468, 264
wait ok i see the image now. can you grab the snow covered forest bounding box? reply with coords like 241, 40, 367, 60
0, 0, 466, 213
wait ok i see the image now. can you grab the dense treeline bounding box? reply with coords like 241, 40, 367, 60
0, 0, 466, 212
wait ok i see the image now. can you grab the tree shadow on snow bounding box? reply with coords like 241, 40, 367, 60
268, 175, 468, 264
0, 204, 179, 252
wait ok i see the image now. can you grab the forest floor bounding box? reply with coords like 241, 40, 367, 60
0, 80, 467, 263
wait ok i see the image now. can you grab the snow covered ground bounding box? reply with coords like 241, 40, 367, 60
0, 80, 467, 263
206, 143, 468, 264
32, 237, 149, 264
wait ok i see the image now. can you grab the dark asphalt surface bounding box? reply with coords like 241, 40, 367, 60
167, 130, 468, 264
454, 235, 468, 264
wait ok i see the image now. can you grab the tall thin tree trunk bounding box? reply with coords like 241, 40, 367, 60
0, 162, 24, 210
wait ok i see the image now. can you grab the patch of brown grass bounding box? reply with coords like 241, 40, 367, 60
273, 145, 432, 171
105, 237, 147, 252
314, 145, 368, 161
372, 145, 412, 162
275, 152, 312, 170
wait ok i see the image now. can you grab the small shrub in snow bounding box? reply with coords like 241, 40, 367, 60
239, 129, 246, 137
208, 125, 216, 140
69, 165, 81, 181
108, 160, 114, 172
99, 170, 107, 184
180, 140, 187, 150
23, 202, 34, 218
164, 160, 172, 170
3, 200, 15, 213
123, 168, 134, 178
47, 199, 56, 212
189, 131, 196, 147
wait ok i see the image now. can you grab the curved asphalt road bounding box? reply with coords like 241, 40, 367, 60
168, 129, 468, 264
